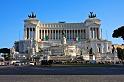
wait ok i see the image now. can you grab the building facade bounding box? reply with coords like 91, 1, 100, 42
14, 12, 117, 62
24, 12, 101, 44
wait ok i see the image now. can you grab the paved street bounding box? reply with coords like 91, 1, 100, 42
0, 66, 124, 82
0, 65, 124, 75
0, 75, 124, 82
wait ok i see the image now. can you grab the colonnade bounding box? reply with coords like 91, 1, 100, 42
24, 28, 35, 40
38, 29, 86, 41
24, 27, 100, 41
90, 28, 99, 39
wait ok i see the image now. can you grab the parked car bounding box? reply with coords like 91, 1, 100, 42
0, 62, 4, 66
29, 62, 34, 66
0, 58, 4, 66
90, 60, 96, 64
14, 61, 22, 66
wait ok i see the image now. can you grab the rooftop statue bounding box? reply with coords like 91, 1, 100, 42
28, 12, 36, 18
88, 12, 96, 18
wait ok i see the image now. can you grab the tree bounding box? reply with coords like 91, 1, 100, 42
0, 48, 11, 61
3, 53, 11, 61
116, 47, 124, 63
0, 48, 10, 53
112, 26, 124, 40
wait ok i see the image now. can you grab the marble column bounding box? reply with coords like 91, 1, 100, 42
80, 30, 81, 40
95, 28, 97, 39
66, 30, 67, 39
82, 29, 84, 39
56, 30, 58, 40
42, 30, 44, 40
31, 28, 33, 39
49, 30, 51, 40
57, 30, 59, 40
90, 28, 92, 39
32, 28, 34, 39
81, 29, 84, 39
54, 30, 56, 40
84, 29, 86, 39
51, 30, 53, 40
76, 30, 78, 39
44, 29, 45, 40
39, 30, 41, 39
91, 28, 92, 39
41, 29, 42, 40
71, 30, 73, 41
69, 30, 70, 40
92, 28, 94, 39
29, 28, 31, 39
94, 28, 96, 39
97, 28, 99, 39
73, 29, 76, 38
24, 28, 25, 39
35, 27, 37, 41
77, 30, 79, 39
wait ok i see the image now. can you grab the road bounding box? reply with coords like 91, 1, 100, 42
0, 65, 124, 75
0, 75, 124, 82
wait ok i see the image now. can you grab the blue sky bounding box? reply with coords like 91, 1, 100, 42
0, 0, 124, 48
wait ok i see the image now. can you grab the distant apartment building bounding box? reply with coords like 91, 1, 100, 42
113, 44, 124, 49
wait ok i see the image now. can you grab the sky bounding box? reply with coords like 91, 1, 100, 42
0, 0, 124, 48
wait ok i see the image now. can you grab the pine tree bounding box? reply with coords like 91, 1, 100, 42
112, 26, 124, 40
